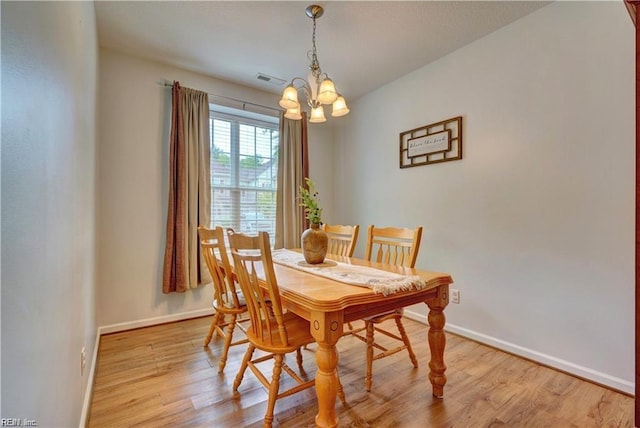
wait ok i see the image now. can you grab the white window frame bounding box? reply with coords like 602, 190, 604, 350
209, 104, 279, 243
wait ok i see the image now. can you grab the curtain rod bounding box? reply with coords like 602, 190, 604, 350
160, 81, 282, 113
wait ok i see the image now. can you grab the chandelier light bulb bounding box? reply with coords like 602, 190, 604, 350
309, 105, 326, 123
331, 95, 350, 117
279, 84, 300, 109
317, 78, 338, 104
285, 105, 303, 120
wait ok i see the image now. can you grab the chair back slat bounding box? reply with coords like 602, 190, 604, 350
365, 225, 423, 268
228, 230, 288, 347
198, 226, 241, 308
322, 224, 360, 257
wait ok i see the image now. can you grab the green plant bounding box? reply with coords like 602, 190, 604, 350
298, 178, 322, 225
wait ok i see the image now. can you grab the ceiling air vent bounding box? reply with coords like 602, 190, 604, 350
256, 73, 286, 87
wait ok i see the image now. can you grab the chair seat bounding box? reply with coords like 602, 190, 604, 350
246, 312, 314, 353
213, 289, 247, 311
362, 308, 404, 323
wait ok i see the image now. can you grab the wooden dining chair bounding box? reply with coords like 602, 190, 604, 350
322, 223, 360, 257
198, 226, 249, 373
349, 224, 423, 392
227, 230, 346, 428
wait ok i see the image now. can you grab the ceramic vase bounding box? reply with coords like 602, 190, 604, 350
301, 223, 328, 264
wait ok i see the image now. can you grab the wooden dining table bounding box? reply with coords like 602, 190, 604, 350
266, 252, 453, 428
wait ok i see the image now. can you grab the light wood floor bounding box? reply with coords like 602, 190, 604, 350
88, 316, 633, 427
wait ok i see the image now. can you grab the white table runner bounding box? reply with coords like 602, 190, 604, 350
271, 249, 427, 295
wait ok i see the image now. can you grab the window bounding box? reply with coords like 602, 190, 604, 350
209, 105, 279, 243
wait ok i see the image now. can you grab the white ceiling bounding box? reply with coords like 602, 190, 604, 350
95, 1, 550, 101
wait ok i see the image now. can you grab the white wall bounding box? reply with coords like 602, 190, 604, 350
2, 2, 98, 425
307, 124, 336, 224
334, 1, 635, 393
97, 50, 333, 327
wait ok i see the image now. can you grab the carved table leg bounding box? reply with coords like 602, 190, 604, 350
426, 284, 449, 398
310, 310, 343, 428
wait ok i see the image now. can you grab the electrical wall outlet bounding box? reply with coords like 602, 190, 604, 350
81, 347, 86, 376
450, 289, 460, 304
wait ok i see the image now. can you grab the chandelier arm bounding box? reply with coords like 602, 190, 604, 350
288, 77, 314, 108
289, 77, 308, 87
299, 84, 314, 108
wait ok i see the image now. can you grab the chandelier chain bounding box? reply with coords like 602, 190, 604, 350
310, 15, 321, 80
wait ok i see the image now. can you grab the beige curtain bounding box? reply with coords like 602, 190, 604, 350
275, 112, 309, 249
162, 81, 211, 293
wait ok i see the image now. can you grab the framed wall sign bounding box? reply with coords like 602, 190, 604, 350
399, 116, 463, 168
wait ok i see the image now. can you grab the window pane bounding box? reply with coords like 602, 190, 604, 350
211, 118, 231, 188
239, 124, 255, 156
212, 119, 231, 154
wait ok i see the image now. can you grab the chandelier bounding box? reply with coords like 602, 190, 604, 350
279, 4, 349, 123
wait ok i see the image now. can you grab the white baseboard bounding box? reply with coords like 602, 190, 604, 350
99, 308, 214, 335
403, 309, 634, 396
78, 327, 101, 428
77, 308, 214, 426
